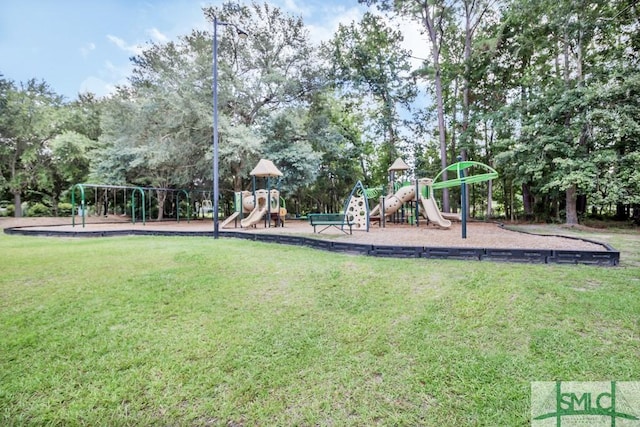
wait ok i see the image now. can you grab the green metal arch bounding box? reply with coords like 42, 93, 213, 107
71, 184, 146, 228
363, 186, 383, 199
431, 161, 498, 190
176, 189, 191, 223
71, 184, 86, 228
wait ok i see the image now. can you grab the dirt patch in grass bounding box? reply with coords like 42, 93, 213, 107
2, 216, 610, 251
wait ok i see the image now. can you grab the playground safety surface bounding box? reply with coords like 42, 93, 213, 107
2, 217, 620, 266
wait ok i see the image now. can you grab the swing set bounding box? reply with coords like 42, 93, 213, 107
71, 184, 192, 228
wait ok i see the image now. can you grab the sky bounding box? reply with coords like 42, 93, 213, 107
0, 0, 425, 101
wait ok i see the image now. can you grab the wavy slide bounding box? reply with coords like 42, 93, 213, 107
241, 196, 267, 228
370, 185, 416, 218
370, 184, 451, 228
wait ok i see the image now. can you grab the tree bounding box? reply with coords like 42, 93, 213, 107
65, 92, 103, 142
527, 0, 634, 222
202, 2, 319, 124
485, 0, 640, 224
95, 27, 223, 220
204, 1, 321, 192
35, 93, 104, 214
95, 83, 212, 220
45, 131, 93, 215
260, 109, 321, 199
306, 91, 368, 213
324, 12, 416, 183
0, 79, 64, 217
454, 0, 500, 218
0, 75, 11, 198
94, 2, 322, 219
360, 0, 458, 211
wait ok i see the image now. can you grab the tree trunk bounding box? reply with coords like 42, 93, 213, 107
562, 21, 587, 225
434, 59, 450, 212
424, 3, 450, 213
576, 194, 587, 216
382, 92, 397, 162
510, 184, 515, 221
232, 160, 245, 192
52, 198, 60, 217
502, 178, 510, 220
522, 183, 534, 216
565, 184, 578, 224
10, 155, 23, 217
157, 189, 167, 221
451, 79, 458, 157
359, 156, 368, 186
12, 191, 22, 218
461, 0, 472, 153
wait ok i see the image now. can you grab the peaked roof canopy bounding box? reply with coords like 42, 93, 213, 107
250, 159, 283, 177
388, 157, 409, 172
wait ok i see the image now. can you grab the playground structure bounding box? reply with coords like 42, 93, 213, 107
220, 189, 286, 229
220, 159, 287, 229
339, 178, 451, 232
336, 157, 498, 238
69, 156, 495, 240
369, 178, 452, 228
70, 159, 288, 230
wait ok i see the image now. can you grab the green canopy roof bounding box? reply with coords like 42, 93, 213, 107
431, 161, 498, 189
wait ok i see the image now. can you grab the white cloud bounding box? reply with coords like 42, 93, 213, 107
107, 34, 143, 55
80, 42, 96, 58
78, 60, 132, 98
393, 16, 430, 70
147, 27, 169, 43
78, 76, 116, 97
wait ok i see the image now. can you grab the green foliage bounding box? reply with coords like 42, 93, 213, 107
305, 92, 367, 212
218, 115, 262, 190
0, 76, 100, 217
260, 110, 321, 196
208, 2, 319, 125
0, 78, 65, 216
3, 0, 639, 224
478, 0, 640, 222
93, 2, 320, 200
0, 201, 10, 217
50, 131, 92, 183
57, 202, 73, 216
323, 12, 416, 178
27, 202, 51, 217
618, 152, 640, 206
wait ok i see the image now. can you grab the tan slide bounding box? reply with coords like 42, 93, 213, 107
240, 195, 267, 228
220, 211, 240, 228
420, 197, 452, 228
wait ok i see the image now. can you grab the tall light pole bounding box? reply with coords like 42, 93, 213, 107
212, 16, 247, 239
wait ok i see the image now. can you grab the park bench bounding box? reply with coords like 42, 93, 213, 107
308, 213, 353, 235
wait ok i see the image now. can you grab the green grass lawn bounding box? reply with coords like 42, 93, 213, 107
1, 229, 639, 426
